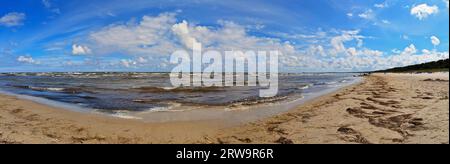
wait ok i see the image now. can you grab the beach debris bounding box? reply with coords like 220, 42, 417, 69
232, 136, 252, 143
423, 79, 449, 82
10, 108, 24, 114
216, 138, 226, 144
267, 126, 288, 135
346, 107, 372, 119
274, 137, 294, 144
203, 136, 214, 144
337, 127, 358, 134
337, 126, 371, 144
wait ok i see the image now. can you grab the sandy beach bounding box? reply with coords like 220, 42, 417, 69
0, 95, 227, 144
1, 73, 449, 144
215, 73, 449, 144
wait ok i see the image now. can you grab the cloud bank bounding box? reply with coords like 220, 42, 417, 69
79, 13, 449, 71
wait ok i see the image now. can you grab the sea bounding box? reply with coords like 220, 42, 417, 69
0, 72, 361, 122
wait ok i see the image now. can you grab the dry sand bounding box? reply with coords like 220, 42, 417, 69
1, 73, 449, 144
214, 73, 449, 144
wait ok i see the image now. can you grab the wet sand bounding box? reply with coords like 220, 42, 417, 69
0, 95, 225, 144
1, 73, 449, 144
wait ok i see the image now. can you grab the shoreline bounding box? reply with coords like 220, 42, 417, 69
0, 77, 361, 124
0, 77, 361, 144
1, 73, 448, 144
0, 93, 226, 144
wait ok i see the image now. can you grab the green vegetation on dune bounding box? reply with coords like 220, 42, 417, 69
375, 59, 449, 73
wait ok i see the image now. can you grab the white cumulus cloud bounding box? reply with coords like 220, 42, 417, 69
89, 12, 298, 58
171, 20, 200, 50
381, 20, 390, 24
358, 9, 374, 19
374, 2, 389, 8
72, 44, 92, 55
90, 13, 178, 56
0, 12, 26, 27
17, 56, 39, 64
330, 30, 364, 56
410, 4, 439, 20
430, 36, 440, 46
402, 44, 417, 55
120, 59, 137, 68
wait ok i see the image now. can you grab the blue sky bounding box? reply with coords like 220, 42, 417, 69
0, 0, 449, 72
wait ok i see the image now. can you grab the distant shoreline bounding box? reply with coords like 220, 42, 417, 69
374, 59, 449, 73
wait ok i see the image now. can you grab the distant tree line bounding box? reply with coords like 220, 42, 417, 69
375, 58, 449, 73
